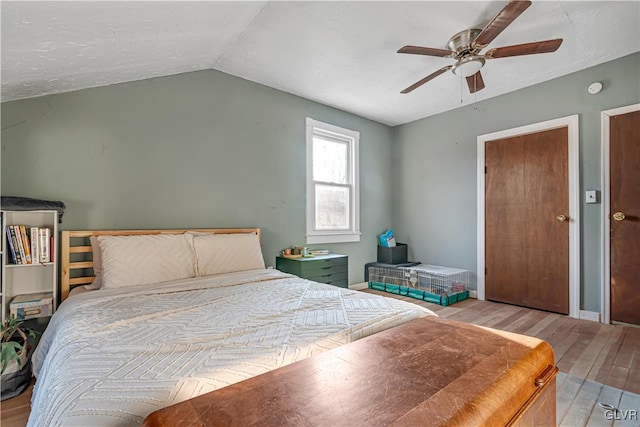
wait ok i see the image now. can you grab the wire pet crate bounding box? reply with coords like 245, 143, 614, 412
402, 264, 469, 294
368, 264, 469, 306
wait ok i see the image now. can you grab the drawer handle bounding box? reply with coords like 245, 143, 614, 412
534, 365, 558, 387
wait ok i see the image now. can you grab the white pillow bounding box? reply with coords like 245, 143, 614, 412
98, 234, 197, 289
84, 235, 102, 290
193, 233, 265, 276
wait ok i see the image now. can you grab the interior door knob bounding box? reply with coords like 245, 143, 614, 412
613, 211, 626, 221
556, 214, 568, 222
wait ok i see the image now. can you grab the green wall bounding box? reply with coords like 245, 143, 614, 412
1, 70, 395, 284
2, 53, 639, 307
393, 52, 640, 312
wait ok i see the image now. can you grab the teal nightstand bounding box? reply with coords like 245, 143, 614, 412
275, 254, 348, 288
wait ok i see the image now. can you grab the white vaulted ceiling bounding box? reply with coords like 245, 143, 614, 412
2, 1, 639, 126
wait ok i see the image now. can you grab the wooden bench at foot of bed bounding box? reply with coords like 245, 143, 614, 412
143, 316, 557, 427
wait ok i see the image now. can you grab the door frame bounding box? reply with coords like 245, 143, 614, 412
601, 103, 640, 324
477, 115, 580, 318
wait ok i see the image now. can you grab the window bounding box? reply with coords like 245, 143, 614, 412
306, 118, 360, 244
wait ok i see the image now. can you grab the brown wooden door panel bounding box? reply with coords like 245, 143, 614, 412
610, 110, 640, 325
485, 127, 569, 314
486, 239, 527, 305
524, 248, 567, 313
485, 137, 526, 205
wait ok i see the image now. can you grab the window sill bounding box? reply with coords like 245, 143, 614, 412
306, 233, 361, 244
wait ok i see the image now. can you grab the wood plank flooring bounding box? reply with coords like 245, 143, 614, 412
2, 295, 638, 426
0, 378, 34, 427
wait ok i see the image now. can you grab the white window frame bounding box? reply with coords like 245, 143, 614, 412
306, 117, 360, 244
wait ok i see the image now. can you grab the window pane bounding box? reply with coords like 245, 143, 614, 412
313, 136, 348, 184
315, 184, 350, 230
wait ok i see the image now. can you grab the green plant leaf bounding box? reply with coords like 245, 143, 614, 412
1, 341, 24, 374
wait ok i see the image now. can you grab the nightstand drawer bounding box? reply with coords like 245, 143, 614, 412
299, 256, 346, 272
302, 263, 347, 277
306, 271, 348, 284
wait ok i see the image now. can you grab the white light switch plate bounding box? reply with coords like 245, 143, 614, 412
586, 190, 597, 204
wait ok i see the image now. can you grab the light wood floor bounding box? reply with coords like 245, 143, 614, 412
2, 295, 638, 426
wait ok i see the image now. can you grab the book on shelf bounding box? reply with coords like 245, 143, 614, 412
13, 225, 27, 263
5, 226, 18, 264
30, 226, 40, 264
19, 224, 32, 264
39, 227, 51, 263
8, 226, 23, 264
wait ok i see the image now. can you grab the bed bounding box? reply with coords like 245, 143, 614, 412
28, 228, 435, 426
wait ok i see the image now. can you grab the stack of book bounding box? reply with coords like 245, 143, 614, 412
4, 225, 52, 265
309, 249, 330, 256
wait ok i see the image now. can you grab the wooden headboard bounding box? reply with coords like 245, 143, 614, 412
60, 228, 261, 302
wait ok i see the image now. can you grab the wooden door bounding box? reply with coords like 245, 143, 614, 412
610, 110, 640, 325
485, 127, 569, 314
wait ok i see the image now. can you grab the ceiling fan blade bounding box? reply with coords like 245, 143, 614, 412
485, 38, 563, 59
466, 71, 486, 93
397, 45, 454, 58
473, 1, 532, 49
401, 66, 452, 94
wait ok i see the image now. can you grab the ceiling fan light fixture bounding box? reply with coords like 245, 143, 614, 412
451, 55, 486, 77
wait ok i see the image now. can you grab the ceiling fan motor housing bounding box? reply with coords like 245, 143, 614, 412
447, 28, 483, 57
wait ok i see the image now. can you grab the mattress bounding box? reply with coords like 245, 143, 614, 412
29, 269, 434, 426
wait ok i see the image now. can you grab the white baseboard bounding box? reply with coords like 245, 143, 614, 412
469, 290, 477, 299
579, 310, 601, 322
349, 282, 368, 291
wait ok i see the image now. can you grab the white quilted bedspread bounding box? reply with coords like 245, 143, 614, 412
29, 269, 434, 426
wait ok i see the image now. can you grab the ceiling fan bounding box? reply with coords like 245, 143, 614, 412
398, 0, 563, 94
